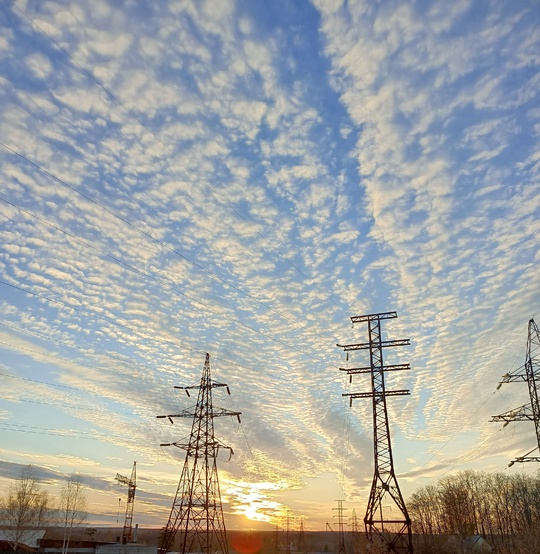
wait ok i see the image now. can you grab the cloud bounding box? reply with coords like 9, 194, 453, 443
0, 0, 538, 530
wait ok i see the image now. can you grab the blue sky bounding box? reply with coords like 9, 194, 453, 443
0, 0, 539, 532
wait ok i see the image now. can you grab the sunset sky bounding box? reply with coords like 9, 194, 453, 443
0, 0, 539, 533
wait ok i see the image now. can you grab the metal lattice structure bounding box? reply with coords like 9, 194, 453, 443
157, 353, 241, 554
337, 311, 413, 554
350, 509, 363, 554
297, 518, 307, 554
115, 461, 137, 544
333, 500, 347, 554
491, 318, 540, 465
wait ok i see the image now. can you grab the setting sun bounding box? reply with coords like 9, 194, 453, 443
225, 481, 285, 523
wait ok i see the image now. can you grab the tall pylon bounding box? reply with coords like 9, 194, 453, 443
157, 353, 241, 554
115, 462, 137, 544
337, 311, 413, 554
333, 500, 347, 554
491, 318, 540, 464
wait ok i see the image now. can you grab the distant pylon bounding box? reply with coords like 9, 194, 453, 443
297, 518, 307, 554
350, 509, 362, 554
491, 318, 540, 464
337, 311, 413, 554
157, 353, 241, 554
284, 510, 292, 554
115, 462, 136, 544
333, 500, 347, 554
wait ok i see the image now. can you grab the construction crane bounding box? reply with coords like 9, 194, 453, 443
116, 462, 137, 544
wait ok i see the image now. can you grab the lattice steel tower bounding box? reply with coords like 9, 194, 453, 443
297, 518, 307, 554
157, 353, 241, 554
350, 509, 363, 554
333, 500, 347, 554
337, 311, 412, 554
491, 318, 540, 465
115, 462, 137, 544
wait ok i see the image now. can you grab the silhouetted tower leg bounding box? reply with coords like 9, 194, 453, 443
115, 462, 137, 544
338, 312, 413, 554
491, 318, 540, 464
333, 500, 347, 554
157, 353, 241, 554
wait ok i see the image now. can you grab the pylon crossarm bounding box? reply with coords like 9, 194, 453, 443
157, 408, 196, 422
337, 339, 410, 351
351, 312, 397, 323
157, 407, 241, 422
344, 390, 410, 399
512, 456, 540, 465
491, 403, 532, 422
174, 382, 232, 396
212, 408, 242, 421
508, 446, 540, 466
368, 519, 410, 525
498, 367, 527, 386
340, 363, 410, 374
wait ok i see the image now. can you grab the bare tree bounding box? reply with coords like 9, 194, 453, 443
59, 474, 87, 554
409, 470, 540, 553
0, 465, 51, 550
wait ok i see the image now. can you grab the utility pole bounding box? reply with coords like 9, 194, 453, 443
157, 353, 241, 554
115, 462, 136, 544
492, 318, 540, 465
333, 500, 347, 554
337, 311, 413, 554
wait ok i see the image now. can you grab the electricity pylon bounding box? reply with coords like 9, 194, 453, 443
333, 500, 347, 554
283, 510, 292, 554
491, 318, 540, 465
337, 311, 413, 554
157, 353, 241, 554
350, 509, 363, 554
297, 518, 307, 554
115, 462, 136, 544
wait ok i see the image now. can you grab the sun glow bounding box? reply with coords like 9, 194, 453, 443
225, 480, 286, 523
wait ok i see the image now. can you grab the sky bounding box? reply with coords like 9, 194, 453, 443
0, 0, 539, 534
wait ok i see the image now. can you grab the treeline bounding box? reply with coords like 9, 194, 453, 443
0, 465, 87, 553
408, 469, 540, 553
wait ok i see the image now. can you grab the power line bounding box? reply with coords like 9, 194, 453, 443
0, 277, 252, 373
435, 427, 505, 481
412, 319, 532, 478
0, 422, 112, 441
0, 319, 160, 378
7, 1, 346, 317
415, 390, 498, 477
0, 271, 335, 397
0, 141, 327, 339
0, 161, 334, 363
